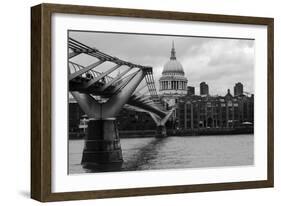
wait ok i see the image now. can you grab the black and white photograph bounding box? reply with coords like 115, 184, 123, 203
68, 30, 254, 174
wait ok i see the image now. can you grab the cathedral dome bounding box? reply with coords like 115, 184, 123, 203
159, 41, 188, 98
162, 60, 184, 75
162, 41, 185, 76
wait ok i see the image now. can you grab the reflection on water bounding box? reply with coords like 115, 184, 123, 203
121, 137, 168, 171
68, 134, 254, 174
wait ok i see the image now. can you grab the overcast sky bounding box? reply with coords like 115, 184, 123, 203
69, 31, 254, 96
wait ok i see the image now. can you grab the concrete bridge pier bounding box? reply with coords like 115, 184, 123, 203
71, 69, 147, 169
81, 118, 123, 170
149, 108, 175, 138
156, 125, 167, 138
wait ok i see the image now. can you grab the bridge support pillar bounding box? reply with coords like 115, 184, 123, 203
149, 109, 174, 138
156, 125, 167, 138
81, 119, 123, 170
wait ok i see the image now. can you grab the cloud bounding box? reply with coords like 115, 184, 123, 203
69, 31, 254, 96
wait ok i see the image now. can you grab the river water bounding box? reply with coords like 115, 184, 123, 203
68, 134, 254, 174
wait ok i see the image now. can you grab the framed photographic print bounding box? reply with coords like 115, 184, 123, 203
31, 3, 274, 202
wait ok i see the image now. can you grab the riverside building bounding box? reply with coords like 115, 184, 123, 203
175, 88, 254, 130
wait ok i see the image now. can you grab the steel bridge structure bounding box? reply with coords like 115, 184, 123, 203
68, 38, 174, 169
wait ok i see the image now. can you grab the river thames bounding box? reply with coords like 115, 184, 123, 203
68, 134, 254, 174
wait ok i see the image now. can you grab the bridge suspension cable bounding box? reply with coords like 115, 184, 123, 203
68, 37, 169, 118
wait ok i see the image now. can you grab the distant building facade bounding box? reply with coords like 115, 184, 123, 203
69, 98, 85, 133
187, 86, 195, 95
68, 97, 158, 137
176, 90, 254, 130
200, 82, 209, 96
116, 109, 156, 130
234, 82, 243, 96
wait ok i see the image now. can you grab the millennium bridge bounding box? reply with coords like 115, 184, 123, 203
68, 38, 174, 168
